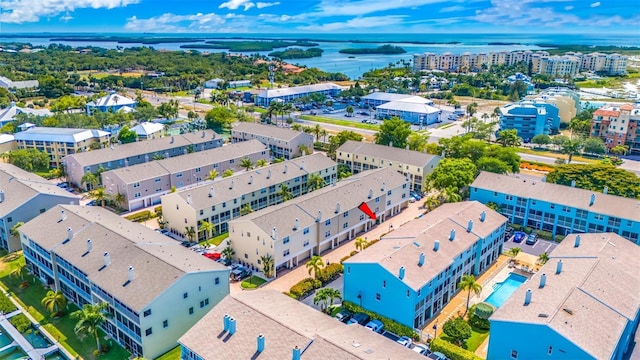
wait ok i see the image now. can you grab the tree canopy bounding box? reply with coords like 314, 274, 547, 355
117, 126, 137, 144
374, 117, 412, 149
546, 164, 640, 198
428, 158, 478, 191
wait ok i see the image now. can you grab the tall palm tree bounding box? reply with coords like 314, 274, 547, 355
184, 226, 196, 242
307, 173, 326, 192
260, 253, 274, 278
256, 159, 268, 167
89, 187, 108, 207
71, 302, 110, 353
507, 247, 522, 257
319, 129, 328, 143
221, 241, 235, 265
10, 262, 26, 280
41, 291, 67, 315
198, 220, 215, 240
355, 237, 368, 252
561, 139, 583, 163
81, 171, 98, 191
112, 193, 126, 212
458, 274, 482, 317
312, 124, 322, 141
314, 289, 330, 312
538, 252, 550, 265
240, 204, 253, 216
424, 196, 441, 211
277, 184, 294, 202
239, 157, 254, 171
306, 255, 325, 280
206, 169, 219, 180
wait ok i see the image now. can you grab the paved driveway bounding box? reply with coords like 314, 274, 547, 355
504, 236, 558, 256
301, 275, 344, 311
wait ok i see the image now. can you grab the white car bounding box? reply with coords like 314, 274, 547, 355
396, 336, 413, 348
412, 344, 429, 355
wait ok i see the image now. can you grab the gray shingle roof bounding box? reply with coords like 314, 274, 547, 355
19, 205, 228, 312
491, 233, 640, 360
471, 171, 640, 221
179, 289, 425, 360
338, 140, 440, 168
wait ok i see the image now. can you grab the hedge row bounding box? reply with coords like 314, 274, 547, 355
534, 229, 554, 241
430, 338, 483, 360
154, 206, 162, 216
341, 301, 419, 341
10, 313, 32, 332
125, 210, 152, 223
0, 291, 17, 313
363, 239, 379, 249
317, 263, 343, 284
289, 278, 321, 299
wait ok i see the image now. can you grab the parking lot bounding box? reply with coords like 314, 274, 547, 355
503, 234, 558, 256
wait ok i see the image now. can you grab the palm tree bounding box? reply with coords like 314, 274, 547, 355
184, 226, 196, 242
507, 247, 522, 257
355, 237, 368, 252
206, 169, 219, 180
291, 123, 302, 132
112, 193, 126, 212
313, 289, 330, 312
312, 124, 322, 141
443, 187, 462, 203
10, 262, 26, 280
424, 196, 441, 211
307, 173, 326, 192
239, 157, 254, 171
458, 274, 482, 317
10, 221, 24, 238
260, 253, 275, 278
198, 220, 215, 240
222, 169, 234, 178
538, 252, 550, 265
256, 159, 268, 167
71, 302, 110, 353
306, 255, 325, 279
325, 288, 342, 309
298, 144, 311, 156
561, 139, 583, 163
240, 204, 253, 216
81, 171, 98, 191
221, 241, 235, 265
277, 184, 294, 202
89, 187, 108, 207
41, 291, 67, 315
345, 105, 354, 117
319, 129, 328, 143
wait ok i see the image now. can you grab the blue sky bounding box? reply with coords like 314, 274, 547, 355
0, 0, 639, 34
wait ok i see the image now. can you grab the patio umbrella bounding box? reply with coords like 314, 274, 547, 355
514, 252, 538, 268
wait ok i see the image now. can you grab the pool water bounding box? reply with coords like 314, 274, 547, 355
24, 328, 53, 348
46, 350, 70, 360
0, 330, 14, 348
484, 273, 527, 308
0, 346, 28, 360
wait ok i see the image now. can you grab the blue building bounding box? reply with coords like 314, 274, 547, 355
488, 233, 640, 360
470, 172, 640, 244
254, 83, 342, 107
499, 100, 560, 140
343, 201, 507, 329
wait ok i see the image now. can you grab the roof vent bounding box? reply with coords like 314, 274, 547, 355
293, 218, 299, 231
292, 346, 301, 360
300, 160, 305, 170
335, 202, 341, 214
228, 317, 237, 335
398, 266, 405, 280
223, 314, 230, 332
316, 210, 322, 223
248, 176, 253, 185
271, 227, 278, 241
187, 194, 192, 205
65, 227, 73, 243
574, 235, 581, 248
209, 187, 214, 198
368, 188, 373, 199
229, 181, 234, 190
381, 182, 386, 192
538, 313, 549, 318
433, 240, 440, 252
283, 165, 288, 174
86, 239, 93, 253
267, 170, 271, 179
128, 266, 135, 282
556, 259, 563, 274
524, 288, 532, 305
449, 229, 456, 241
539, 273, 547, 288
562, 308, 574, 315
467, 219, 474, 232
257, 334, 265, 353
60, 210, 67, 222
480, 211, 486, 222
589, 193, 595, 206
418, 253, 425, 267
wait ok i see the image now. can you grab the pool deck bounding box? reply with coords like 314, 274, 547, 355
0, 310, 59, 359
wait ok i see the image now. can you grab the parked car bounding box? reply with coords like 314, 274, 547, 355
86, 200, 96, 206
56, 182, 69, 189
505, 227, 514, 238
155, 228, 170, 236
513, 231, 526, 243
347, 313, 370, 325
429, 351, 448, 360
230, 266, 251, 281
364, 319, 384, 333
526, 233, 538, 245
447, 115, 458, 120
334, 309, 353, 323
412, 344, 430, 355
410, 191, 423, 200
396, 336, 413, 348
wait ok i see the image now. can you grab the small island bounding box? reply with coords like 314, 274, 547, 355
195, 40, 319, 52
338, 44, 407, 55
268, 47, 324, 59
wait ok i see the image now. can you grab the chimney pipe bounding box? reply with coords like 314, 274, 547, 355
589, 194, 595, 206
368, 188, 373, 199
67, 227, 73, 241
249, 176, 253, 184
418, 252, 425, 266
187, 194, 192, 205
61, 210, 67, 221
524, 288, 532, 305
556, 260, 563, 274
292, 346, 301, 360
170, 136, 174, 144
209, 187, 215, 198
128, 266, 135, 282
283, 165, 288, 174
539, 273, 547, 288
103, 252, 111, 267
335, 202, 341, 214
449, 229, 456, 241
202, 130, 205, 138
480, 211, 486, 222
574, 235, 581, 248
294, 218, 299, 231
571, 180, 576, 187
229, 180, 234, 190
381, 182, 386, 192
300, 160, 305, 170
257, 334, 265, 353
267, 170, 271, 179
86, 239, 93, 253
272, 227, 278, 240
0, 190, 5, 203
603, 186, 608, 195
399, 266, 405, 280
316, 210, 322, 223
433, 240, 440, 252
467, 219, 474, 232
223, 314, 230, 332
228, 318, 236, 335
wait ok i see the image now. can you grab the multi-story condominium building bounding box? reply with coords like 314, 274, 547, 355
343, 201, 507, 329
228, 167, 409, 275
14, 127, 111, 168
470, 171, 640, 244
102, 140, 268, 211
86, 91, 137, 114
0, 102, 51, 127
231, 122, 314, 160
336, 140, 441, 192
0, 163, 79, 252
254, 83, 342, 106
590, 103, 640, 154
64, 130, 222, 191
161, 153, 337, 240
572, 52, 628, 75
19, 205, 230, 359
538, 56, 581, 78
0, 76, 39, 89
488, 233, 639, 360
526, 87, 580, 124
179, 289, 426, 360
499, 100, 561, 139
361, 92, 434, 108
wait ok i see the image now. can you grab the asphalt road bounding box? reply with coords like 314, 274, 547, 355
300, 275, 344, 311
503, 235, 558, 256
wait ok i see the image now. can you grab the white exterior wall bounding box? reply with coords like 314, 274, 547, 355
162, 195, 198, 239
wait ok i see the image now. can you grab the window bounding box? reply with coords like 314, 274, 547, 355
360, 214, 365, 221
406, 290, 410, 297
511, 350, 518, 359
325, 219, 331, 226
133, 192, 141, 198
303, 227, 309, 235
594, 214, 604, 221
382, 280, 386, 288
215, 277, 220, 285
230, 159, 235, 164
40, 208, 46, 214
505, 195, 513, 201
303, 240, 309, 247
143, 309, 151, 317
163, 320, 168, 328
188, 307, 194, 315
283, 237, 290, 244
145, 328, 152, 336
343, 211, 349, 218
177, 173, 183, 178
376, 293, 381, 301
155, 178, 161, 183
375, 197, 380, 203
325, 231, 331, 238
183, 292, 188, 299
283, 249, 290, 257
548, 346, 553, 355
387, 190, 392, 196
133, 182, 140, 188
195, 167, 201, 173
343, 222, 349, 229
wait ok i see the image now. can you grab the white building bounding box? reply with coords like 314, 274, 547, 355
86, 91, 137, 114
0, 102, 51, 127
131, 122, 164, 140
0, 76, 39, 89
255, 83, 343, 106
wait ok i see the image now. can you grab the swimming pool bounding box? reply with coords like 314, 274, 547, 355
23, 327, 52, 348
484, 273, 527, 308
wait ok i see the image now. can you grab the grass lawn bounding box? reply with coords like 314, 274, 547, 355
0, 253, 130, 360
439, 327, 489, 352
156, 345, 181, 360
299, 115, 379, 131
437, 123, 455, 129
200, 232, 229, 247
240, 276, 267, 289
517, 147, 600, 164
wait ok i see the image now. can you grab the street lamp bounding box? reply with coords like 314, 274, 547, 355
432, 323, 437, 339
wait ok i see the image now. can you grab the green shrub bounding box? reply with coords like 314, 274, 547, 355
283, 292, 297, 299
430, 338, 483, 360
318, 263, 343, 285
342, 301, 419, 341
0, 292, 17, 313
363, 239, 379, 249
124, 210, 152, 222
10, 313, 32, 332
534, 229, 553, 241
509, 224, 523, 232
289, 278, 321, 299
472, 303, 494, 320
554, 234, 565, 243
350, 250, 358, 256
340, 255, 351, 263
154, 206, 162, 216
468, 315, 490, 330
523, 226, 533, 234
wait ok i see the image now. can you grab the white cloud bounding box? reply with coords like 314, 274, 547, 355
564, 5, 574, 10
313, 0, 451, 17
440, 5, 465, 13
219, 0, 255, 11
125, 12, 227, 32
60, 12, 74, 22
590, 2, 600, 7
0, 0, 139, 23
256, 2, 280, 9
298, 15, 406, 31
